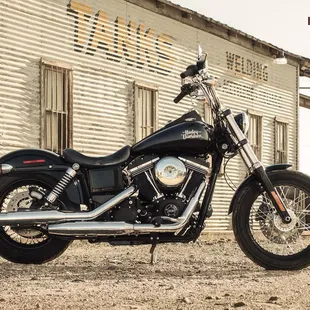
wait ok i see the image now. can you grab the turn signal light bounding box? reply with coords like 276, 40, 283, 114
0, 164, 13, 175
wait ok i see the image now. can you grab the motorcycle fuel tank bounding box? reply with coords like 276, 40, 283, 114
132, 121, 213, 155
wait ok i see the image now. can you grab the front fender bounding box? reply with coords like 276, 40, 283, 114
228, 164, 292, 215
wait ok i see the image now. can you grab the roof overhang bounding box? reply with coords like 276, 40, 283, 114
300, 94, 310, 109
127, 0, 310, 76
301, 60, 310, 78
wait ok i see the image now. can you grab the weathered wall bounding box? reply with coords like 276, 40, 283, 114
0, 0, 298, 229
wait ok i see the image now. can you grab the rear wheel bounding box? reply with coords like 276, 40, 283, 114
0, 175, 72, 264
233, 170, 310, 270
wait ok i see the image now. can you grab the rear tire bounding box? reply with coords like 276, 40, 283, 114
0, 174, 72, 264
232, 170, 310, 270
0, 232, 71, 264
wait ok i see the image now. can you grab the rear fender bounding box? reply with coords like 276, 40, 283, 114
228, 164, 292, 215
0, 148, 65, 167
0, 149, 85, 207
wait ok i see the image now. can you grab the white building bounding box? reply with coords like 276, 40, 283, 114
1, 0, 310, 229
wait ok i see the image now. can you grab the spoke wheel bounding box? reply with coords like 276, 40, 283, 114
0, 175, 72, 264
1, 184, 49, 246
233, 170, 310, 270
251, 185, 310, 256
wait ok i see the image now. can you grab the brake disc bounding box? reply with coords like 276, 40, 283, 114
4, 189, 43, 239
258, 207, 301, 244
6, 191, 33, 212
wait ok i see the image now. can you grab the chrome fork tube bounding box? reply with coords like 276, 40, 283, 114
199, 81, 290, 222
224, 109, 290, 223
224, 112, 261, 171
200, 82, 261, 171
239, 148, 253, 170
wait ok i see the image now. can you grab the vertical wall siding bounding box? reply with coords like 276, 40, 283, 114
0, 0, 298, 229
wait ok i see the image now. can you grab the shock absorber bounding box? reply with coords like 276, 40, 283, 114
46, 164, 80, 204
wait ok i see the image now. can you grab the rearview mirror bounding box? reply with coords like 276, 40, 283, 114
198, 45, 203, 60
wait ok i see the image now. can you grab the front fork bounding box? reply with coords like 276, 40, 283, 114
224, 109, 292, 224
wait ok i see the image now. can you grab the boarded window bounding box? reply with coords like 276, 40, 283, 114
41, 61, 73, 154
247, 111, 263, 161
275, 118, 289, 164
134, 82, 158, 142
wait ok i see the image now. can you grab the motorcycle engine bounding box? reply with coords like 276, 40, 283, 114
115, 155, 209, 224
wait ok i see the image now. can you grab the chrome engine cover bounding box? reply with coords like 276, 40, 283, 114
154, 157, 187, 187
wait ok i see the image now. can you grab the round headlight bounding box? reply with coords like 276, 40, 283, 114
234, 112, 250, 135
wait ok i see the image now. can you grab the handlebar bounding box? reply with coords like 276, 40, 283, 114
173, 90, 188, 103
180, 65, 198, 79
173, 84, 195, 103
174, 48, 222, 111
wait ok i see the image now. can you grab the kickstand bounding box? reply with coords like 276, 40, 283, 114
150, 244, 158, 265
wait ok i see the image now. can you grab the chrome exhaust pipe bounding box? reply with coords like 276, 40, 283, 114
48, 222, 135, 237
0, 186, 136, 225
48, 182, 206, 236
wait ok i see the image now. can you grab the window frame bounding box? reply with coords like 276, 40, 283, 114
40, 59, 73, 154
274, 116, 289, 164
247, 109, 263, 162
133, 81, 159, 143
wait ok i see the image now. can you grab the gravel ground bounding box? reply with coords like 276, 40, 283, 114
0, 235, 310, 310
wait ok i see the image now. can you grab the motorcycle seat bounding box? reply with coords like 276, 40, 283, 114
62, 146, 131, 168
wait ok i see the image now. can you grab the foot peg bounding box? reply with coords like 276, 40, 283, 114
152, 216, 163, 227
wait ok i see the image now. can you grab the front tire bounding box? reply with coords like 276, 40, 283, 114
233, 170, 310, 270
0, 174, 72, 264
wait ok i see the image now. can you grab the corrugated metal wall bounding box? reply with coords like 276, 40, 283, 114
0, 0, 298, 230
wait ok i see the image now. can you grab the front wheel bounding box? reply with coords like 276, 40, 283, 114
233, 170, 310, 270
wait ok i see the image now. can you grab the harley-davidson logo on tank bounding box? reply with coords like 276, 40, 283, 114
182, 130, 203, 140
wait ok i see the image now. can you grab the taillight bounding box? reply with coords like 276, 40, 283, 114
23, 159, 46, 164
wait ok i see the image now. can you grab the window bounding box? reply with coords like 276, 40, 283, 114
247, 110, 263, 161
41, 60, 73, 154
133, 82, 158, 142
275, 117, 289, 164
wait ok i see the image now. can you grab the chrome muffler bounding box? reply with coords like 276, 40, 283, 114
48, 222, 135, 237
48, 182, 206, 236
0, 186, 136, 225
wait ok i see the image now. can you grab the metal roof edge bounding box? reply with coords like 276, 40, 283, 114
126, 0, 310, 75
300, 94, 310, 108
300, 94, 310, 100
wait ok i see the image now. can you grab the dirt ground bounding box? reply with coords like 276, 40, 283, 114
0, 235, 310, 310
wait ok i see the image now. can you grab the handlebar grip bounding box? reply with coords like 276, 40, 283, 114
173, 84, 194, 103
173, 91, 187, 103
180, 65, 198, 79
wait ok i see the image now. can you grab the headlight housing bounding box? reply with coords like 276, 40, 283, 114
234, 112, 250, 135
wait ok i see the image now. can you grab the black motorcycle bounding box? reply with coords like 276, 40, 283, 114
0, 47, 309, 270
